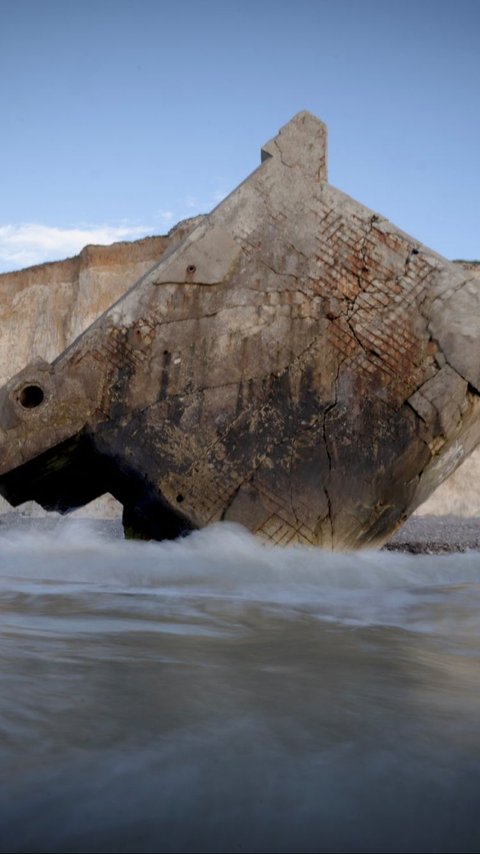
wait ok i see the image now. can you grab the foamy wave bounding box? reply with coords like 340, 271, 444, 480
1, 517, 480, 588
0, 518, 480, 637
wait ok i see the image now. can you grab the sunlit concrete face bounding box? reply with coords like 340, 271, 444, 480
0, 112, 479, 548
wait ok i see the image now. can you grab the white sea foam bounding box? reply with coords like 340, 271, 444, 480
0, 518, 480, 636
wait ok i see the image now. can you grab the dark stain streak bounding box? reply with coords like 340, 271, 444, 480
159, 350, 172, 400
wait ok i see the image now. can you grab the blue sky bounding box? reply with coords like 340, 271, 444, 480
0, 0, 478, 272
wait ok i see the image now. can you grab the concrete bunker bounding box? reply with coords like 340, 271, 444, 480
0, 111, 479, 548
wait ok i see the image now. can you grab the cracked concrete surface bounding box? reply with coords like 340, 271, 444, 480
0, 111, 479, 548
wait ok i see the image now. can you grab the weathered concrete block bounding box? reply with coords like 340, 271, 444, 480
0, 111, 479, 548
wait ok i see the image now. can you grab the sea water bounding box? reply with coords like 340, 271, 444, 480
1, 520, 480, 853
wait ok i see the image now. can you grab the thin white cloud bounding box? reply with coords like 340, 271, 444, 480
180, 188, 228, 218
153, 210, 175, 226
0, 222, 154, 273
0, 185, 233, 274
212, 190, 227, 205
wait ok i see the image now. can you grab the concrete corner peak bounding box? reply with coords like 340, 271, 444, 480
260, 111, 327, 181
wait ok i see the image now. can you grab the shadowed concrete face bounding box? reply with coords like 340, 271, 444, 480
0, 111, 479, 548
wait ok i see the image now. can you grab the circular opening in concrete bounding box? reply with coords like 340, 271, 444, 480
18, 384, 45, 409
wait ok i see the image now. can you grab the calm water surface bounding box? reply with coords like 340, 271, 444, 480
1, 521, 480, 853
